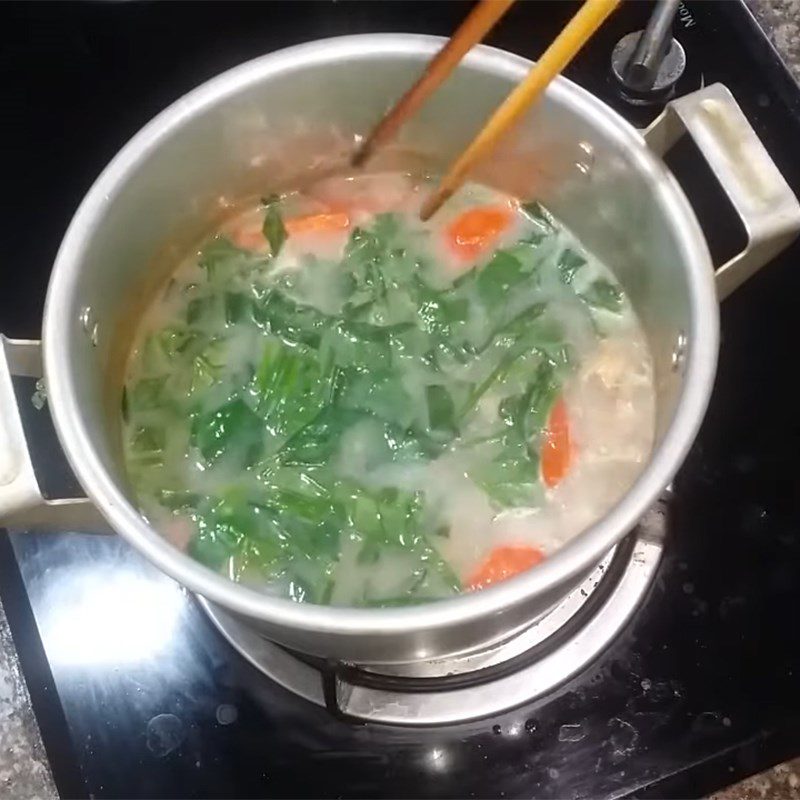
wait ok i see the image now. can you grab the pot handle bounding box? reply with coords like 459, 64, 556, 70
644, 82, 800, 299
0, 335, 111, 533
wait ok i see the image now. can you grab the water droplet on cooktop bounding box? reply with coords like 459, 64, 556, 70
692, 710, 724, 733
216, 703, 238, 726
607, 717, 639, 760
558, 723, 586, 743
492, 724, 502, 735
146, 713, 184, 758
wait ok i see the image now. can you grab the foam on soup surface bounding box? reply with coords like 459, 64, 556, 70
122, 173, 655, 606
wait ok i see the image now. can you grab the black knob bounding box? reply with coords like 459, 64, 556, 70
610, 0, 686, 103
611, 31, 686, 101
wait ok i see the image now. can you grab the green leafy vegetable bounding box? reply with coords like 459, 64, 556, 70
225, 292, 253, 325
156, 327, 195, 358
255, 291, 328, 347
192, 398, 263, 466
198, 237, 256, 283
558, 249, 587, 284
426, 384, 457, 436
254, 338, 338, 444
262, 197, 287, 256
278, 406, 367, 467
476, 251, 530, 309
581, 279, 624, 313
127, 425, 166, 469
129, 377, 167, 412
471, 445, 539, 507
521, 200, 555, 229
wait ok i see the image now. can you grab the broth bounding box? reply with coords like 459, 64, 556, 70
122, 172, 655, 606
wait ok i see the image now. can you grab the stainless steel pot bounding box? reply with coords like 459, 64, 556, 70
2, 35, 798, 664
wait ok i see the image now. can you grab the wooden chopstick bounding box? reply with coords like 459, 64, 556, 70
351, 0, 516, 168
420, 0, 621, 220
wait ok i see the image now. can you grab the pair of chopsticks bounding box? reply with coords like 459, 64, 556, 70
352, 0, 621, 220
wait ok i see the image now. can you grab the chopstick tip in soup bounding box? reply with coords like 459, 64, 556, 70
121, 172, 655, 607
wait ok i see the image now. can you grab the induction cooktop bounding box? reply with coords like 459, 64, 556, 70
2, 2, 800, 798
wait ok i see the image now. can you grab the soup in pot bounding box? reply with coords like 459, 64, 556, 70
121, 172, 655, 606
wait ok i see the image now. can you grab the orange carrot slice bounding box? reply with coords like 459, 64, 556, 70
446, 204, 513, 261
284, 212, 350, 236
541, 396, 572, 489
467, 545, 545, 591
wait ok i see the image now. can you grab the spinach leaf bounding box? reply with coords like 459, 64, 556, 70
157, 489, 200, 512
191, 492, 284, 573
262, 197, 287, 256
339, 215, 420, 326
192, 479, 342, 599
339, 480, 461, 602
255, 291, 328, 347
516, 360, 559, 442
278, 406, 367, 466
336, 368, 413, 427
198, 237, 256, 283
280, 404, 437, 470
187, 295, 219, 327
342, 484, 421, 549
224, 292, 253, 325
476, 300, 548, 355
459, 340, 535, 421
426, 384, 457, 436
254, 338, 338, 444
128, 425, 165, 467
192, 398, 263, 466
418, 540, 462, 594
320, 319, 396, 372
467, 360, 559, 507
581, 278, 624, 313
262, 489, 343, 558
519, 201, 557, 246
190, 354, 220, 394
382, 421, 441, 462
415, 279, 469, 344
471, 444, 539, 507
477, 251, 530, 309
128, 376, 167, 412
558, 249, 587, 284
521, 200, 555, 230
344, 214, 399, 266
155, 327, 195, 358
185, 338, 230, 396
131, 426, 166, 456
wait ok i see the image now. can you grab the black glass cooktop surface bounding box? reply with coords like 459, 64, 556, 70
2, 2, 800, 798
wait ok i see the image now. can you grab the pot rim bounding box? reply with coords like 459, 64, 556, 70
43, 34, 719, 640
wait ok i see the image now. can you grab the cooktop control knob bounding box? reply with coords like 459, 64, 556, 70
612, 31, 686, 100
611, 0, 686, 102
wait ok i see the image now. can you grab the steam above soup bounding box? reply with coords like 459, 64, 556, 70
121, 173, 655, 606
